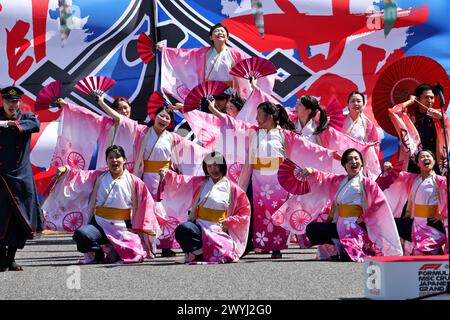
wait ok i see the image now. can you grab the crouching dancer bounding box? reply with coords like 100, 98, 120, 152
42, 145, 160, 264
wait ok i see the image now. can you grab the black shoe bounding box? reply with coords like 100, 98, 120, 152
0, 249, 8, 272
270, 250, 282, 259
8, 261, 23, 271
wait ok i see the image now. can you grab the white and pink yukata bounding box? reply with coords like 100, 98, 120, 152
132, 125, 208, 249
274, 170, 402, 262
43, 103, 141, 231
160, 45, 274, 101
41, 169, 161, 263
215, 115, 339, 252
160, 171, 250, 263
384, 171, 448, 255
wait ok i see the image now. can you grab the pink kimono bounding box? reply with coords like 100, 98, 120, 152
41, 169, 161, 263
160, 171, 251, 263
160, 46, 275, 101
388, 103, 450, 175
131, 125, 208, 249
273, 169, 403, 262
383, 171, 448, 255
52, 102, 140, 171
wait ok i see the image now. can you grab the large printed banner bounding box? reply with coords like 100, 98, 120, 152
0, 0, 450, 197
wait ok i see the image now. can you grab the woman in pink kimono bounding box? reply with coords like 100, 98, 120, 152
299, 148, 402, 262
207, 100, 340, 258
158, 23, 274, 101
292, 94, 380, 179
159, 152, 250, 264
383, 150, 448, 255
97, 95, 208, 257
344, 91, 379, 147
52, 97, 139, 172
43, 145, 161, 264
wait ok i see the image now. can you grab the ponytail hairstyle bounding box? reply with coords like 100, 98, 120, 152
299, 95, 329, 134
257, 102, 295, 131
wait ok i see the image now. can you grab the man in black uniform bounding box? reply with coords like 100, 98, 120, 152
0, 86, 43, 271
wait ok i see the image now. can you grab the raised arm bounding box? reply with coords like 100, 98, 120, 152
97, 94, 121, 124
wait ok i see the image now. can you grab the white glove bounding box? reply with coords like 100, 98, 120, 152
0, 121, 9, 128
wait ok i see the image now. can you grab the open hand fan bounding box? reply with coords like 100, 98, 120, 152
74, 76, 116, 97
372, 56, 450, 136
376, 161, 403, 191
325, 95, 345, 131
229, 56, 277, 80
137, 32, 155, 64
277, 159, 311, 195
183, 81, 228, 113
148, 91, 169, 119
35, 80, 62, 111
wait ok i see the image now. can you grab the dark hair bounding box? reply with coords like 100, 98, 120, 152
341, 148, 364, 168
415, 84, 433, 98
299, 95, 329, 134
105, 145, 126, 160
229, 95, 245, 111
209, 23, 229, 37
112, 97, 131, 110
257, 102, 295, 131
149, 106, 175, 128
347, 91, 366, 105
414, 149, 436, 164
202, 152, 227, 177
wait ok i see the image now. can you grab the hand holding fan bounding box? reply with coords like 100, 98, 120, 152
376, 161, 403, 191
74, 76, 116, 99
230, 57, 277, 80
183, 81, 228, 113
277, 159, 311, 195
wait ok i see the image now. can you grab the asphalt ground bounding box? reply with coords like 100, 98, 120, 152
0, 234, 365, 301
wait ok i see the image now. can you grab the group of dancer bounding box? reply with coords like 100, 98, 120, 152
1, 23, 448, 271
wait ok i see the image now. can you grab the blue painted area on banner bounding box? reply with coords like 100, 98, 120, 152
380, 131, 400, 164
183, 0, 232, 22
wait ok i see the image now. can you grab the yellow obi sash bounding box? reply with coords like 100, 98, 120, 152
143, 160, 171, 173
197, 206, 227, 223
252, 157, 283, 171
413, 204, 438, 218
338, 205, 363, 218
96, 207, 131, 220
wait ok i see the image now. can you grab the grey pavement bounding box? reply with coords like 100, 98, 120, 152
0, 234, 365, 300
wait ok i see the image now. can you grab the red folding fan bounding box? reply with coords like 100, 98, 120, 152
183, 81, 229, 113
137, 32, 155, 64
372, 56, 450, 136
230, 57, 277, 80
375, 161, 404, 191
35, 80, 62, 111
325, 95, 345, 131
147, 91, 167, 119
74, 76, 116, 96
277, 159, 311, 195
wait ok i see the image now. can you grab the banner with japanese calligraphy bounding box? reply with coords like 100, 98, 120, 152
0, 0, 449, 198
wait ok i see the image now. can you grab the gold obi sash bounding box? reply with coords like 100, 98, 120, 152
196, 206, 227, 223
252, 157, 283, 171
143, 160, 171, 173
338, 205, 363, 218
413, 204, 438, 218
96, 207, 131, 220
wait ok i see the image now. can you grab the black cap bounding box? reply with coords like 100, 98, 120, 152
1, 86, 24, 101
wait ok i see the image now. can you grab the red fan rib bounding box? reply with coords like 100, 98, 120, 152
35, 80, 62, 111
277, 159, 311, 195
183, 81, 229, 113
325, 96, 345, 131
229, 57, 277, 79
74, 76, 116, 96
137, 33, 155, 64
